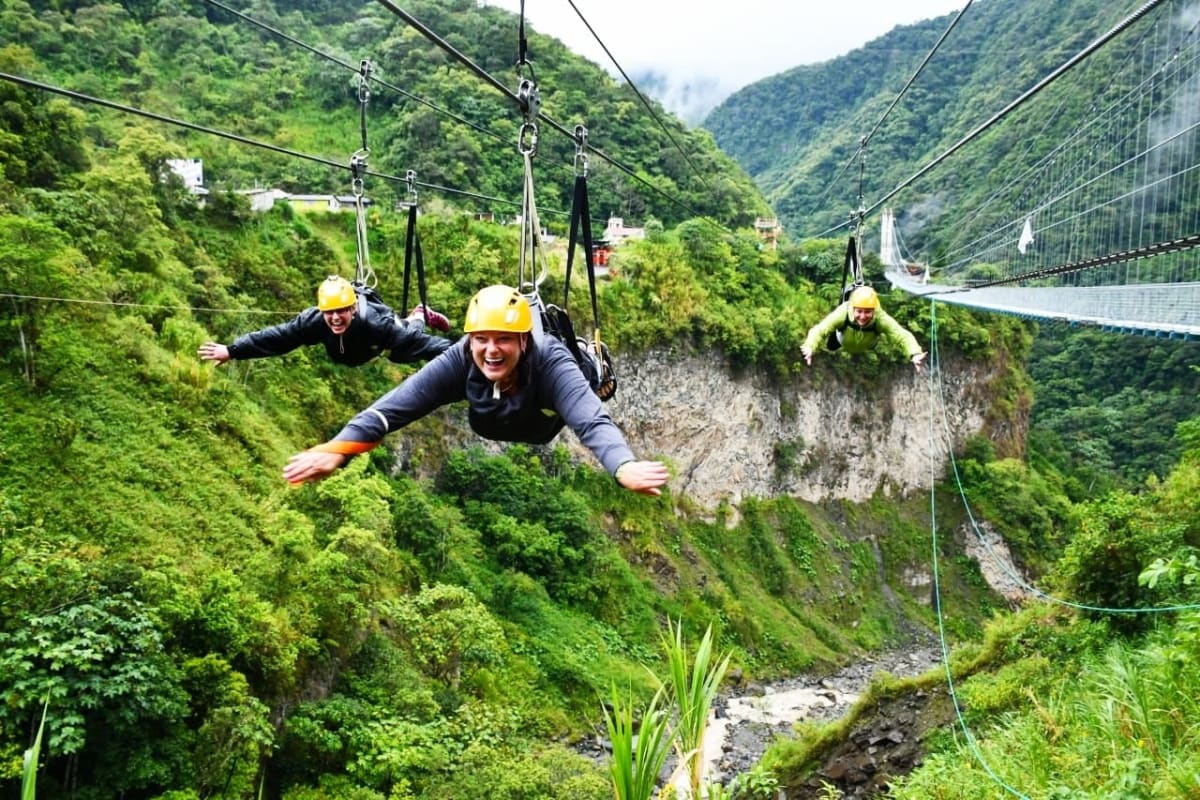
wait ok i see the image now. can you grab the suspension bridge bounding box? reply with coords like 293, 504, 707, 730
874, 0, 1200, 339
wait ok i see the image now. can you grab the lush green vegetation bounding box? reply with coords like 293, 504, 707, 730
0, 7, 1007, 796
757, 390, 1200, 798
1027, 324, 1200, 494
4, 1, 1199, 799
1, 0, 768, 229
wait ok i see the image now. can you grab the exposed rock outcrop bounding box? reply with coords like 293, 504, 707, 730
595, 347, 1011, 508
405, 345, 1018, 511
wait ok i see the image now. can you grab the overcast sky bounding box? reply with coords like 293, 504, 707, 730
484, 0, 965, 122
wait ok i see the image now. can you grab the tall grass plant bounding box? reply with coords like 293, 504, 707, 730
663, 620, 731, 799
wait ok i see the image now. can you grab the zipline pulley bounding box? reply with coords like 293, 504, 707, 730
404, 168, 419, 208
349, 149, 375, 288
517, 77, 540, 156
573, 124, 588, 178
357, 59, 372, 153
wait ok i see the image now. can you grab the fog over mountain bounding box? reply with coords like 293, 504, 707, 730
483, 0, 963, 123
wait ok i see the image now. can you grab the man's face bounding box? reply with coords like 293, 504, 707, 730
469, 330, 526, 383
322, 305, 355, 334
851, 306, 875, 326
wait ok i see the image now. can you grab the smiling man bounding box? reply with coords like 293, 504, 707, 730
198, 275, 452, 369
801, 286, 926, 372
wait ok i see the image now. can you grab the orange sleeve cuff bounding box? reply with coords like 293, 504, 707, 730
309, 440, 379, 456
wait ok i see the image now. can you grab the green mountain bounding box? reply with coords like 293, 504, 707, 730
2, 1, 1199, 799
2, 0, 769, 228
705, 0, 1137, 239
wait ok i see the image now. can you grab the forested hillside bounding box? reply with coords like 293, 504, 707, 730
3, 1, 1200, 799
702, 0, 1200, 795
0, 1, 999, 797
705, 0, 1134, 240
708, 0, 1200, 495
1, 0, 768, 228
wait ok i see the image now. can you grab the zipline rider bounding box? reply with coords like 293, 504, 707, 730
282, 285, 669, 496
801, 286, 926, 372
198, 275, 452, 368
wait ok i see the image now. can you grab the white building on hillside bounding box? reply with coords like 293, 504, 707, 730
166, 158, 208, 197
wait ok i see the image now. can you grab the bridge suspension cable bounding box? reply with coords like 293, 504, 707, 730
881, 0, 1200, 338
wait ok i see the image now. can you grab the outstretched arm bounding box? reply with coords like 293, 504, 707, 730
203, 311, 323, 363
802, 303, 849, 366
876, 310, 925, 370
538, 341, 669, 495
283, 345, 469, 484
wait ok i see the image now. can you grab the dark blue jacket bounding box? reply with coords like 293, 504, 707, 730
227, 298, 450, 366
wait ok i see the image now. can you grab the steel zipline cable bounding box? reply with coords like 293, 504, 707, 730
369, 0, 721, 229
805, 0, 1170, 244
0, 70, 542, 214
922, 300, 1200, 800
563, 0, 710, 188
202, 0, 717, 229
864, 0, 1171, 222
811, 0, 975, 220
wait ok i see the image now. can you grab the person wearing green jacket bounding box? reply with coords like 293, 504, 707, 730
801, 286, 926, 372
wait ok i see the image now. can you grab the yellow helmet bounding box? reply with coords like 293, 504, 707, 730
317, 275, 357, 311
464, 285, 533, 333
849, 286, 879, 309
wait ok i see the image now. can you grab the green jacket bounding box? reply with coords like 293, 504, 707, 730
804, 301, 923, 357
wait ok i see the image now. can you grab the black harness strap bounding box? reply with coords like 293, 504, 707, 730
839, 234, 861, 303
400, 198, 431, 322
561, 163, 616, 401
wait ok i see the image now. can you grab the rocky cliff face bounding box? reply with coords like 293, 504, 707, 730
408, 344, 1018, 511
588, 347, 1014, 508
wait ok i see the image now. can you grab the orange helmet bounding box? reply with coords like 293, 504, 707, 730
463, 285, 533, 333
317, 276, 356, 311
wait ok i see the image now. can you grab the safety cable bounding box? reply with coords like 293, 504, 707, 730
863, 0, 1170, 223
563, 0, 709, 188
357, 59, 371, 154
925, 305, 1033, 800
0, 70, 349, 170
804, 0, 1168, 245
812, 2, 974, 215
199, 0, 508, 146
0, 71, 558, 216
518, 142, 550, 296
350, 152, 375, 288
924, 297, 1200, 797
212, 0, 714, 229
350, 60, 376, 289
928, 301, 1200, 613
370, 0, 720, 229
0, 292, 298, 316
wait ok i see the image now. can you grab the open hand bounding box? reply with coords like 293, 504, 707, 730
198, 342, 231, 365
283, 450, 347, 485
615, 460, 670, 496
